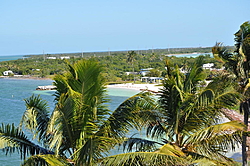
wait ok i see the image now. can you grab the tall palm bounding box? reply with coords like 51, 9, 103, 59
0, 59, 157, 166
212, 21, 250, 165
100, 57, 245, 165
127, 51, 137, 83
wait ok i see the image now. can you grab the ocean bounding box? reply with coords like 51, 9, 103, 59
0, 55, 26, 62
0, 78, 140, 166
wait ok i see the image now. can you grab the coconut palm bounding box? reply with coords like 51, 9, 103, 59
127, 51, 136, 65
0, 59, 157, 166
100, 57, 245, 166
127, 51, 137, 83
212, 21, 250, 165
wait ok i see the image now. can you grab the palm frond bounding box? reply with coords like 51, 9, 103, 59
53, 74, 69, 101
100, 151, 190, 166
20, 94, 50, 142
214, 88, 241, 108
180, 83, 241, 135
146, 120, 168, 139
102, 92, 158, 139
22, 154, 70, 166
49, 59, 111, 153
72, 135, 115, 166
0, 123, 54, 160
186, 151, 238, 166
47, 94, 75, 155
123, 137, 162, 152
185, 121, 244, 158
212, 42, 231, 64
70, 92, 158, 165
184, 56, 206, 93
158, 143, 186, 157
22, 155, 47, 166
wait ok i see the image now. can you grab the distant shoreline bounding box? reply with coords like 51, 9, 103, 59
0, 76, 52, 80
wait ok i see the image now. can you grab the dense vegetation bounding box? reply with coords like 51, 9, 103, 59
0, 46, 229, 82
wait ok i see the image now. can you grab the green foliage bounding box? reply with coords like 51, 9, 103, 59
0, 123, 54, 160
146, 68, 162, 77
0, 47, 221, 81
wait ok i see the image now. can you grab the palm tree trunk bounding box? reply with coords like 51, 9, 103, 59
242, 100, 249, 166
133, 65, 135, 83
242, 135, 247, 166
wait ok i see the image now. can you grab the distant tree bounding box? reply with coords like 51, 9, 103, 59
127, 51, 136, 67
127, 51, 137, 82
149, 52, 156, 62
146, 68, 162, 77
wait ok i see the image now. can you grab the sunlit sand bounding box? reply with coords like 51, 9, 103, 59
107, 83, 163, 93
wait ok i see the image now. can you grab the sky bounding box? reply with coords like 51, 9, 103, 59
0, 0, 249, 56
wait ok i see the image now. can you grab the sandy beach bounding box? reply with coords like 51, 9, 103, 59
107, 83, 163, 93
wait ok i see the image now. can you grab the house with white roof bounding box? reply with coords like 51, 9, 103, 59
202, 63, 214, 70
139, 68, 153, 76
60, 56, 70, 59
3, 70, 14, 76
47, 57, 57, 60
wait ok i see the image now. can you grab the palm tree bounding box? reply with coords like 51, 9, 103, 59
0, 59, 157, 165
127, 51, 137, 83
212, 21, 250, 166
100, 57, 245, 165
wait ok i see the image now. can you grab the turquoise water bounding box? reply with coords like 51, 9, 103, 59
0, 78, 139, 166
0, 55, 26, 62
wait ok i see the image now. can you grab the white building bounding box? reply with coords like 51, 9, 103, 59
60, 56, 70, 60
202, 63, 214, 69
139, 68, 153, 76
125, 72, 138, 75
3, 70, 14, 76
47, 57, 57, 60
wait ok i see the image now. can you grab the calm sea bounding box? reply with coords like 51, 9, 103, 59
0, 78, 139, 166
0, 55, 26, 62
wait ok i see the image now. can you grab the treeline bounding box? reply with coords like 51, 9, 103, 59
0, 46, 227, 82
24, 46, 233, 58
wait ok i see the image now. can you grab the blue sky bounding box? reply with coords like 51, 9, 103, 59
0, 0, 249, 56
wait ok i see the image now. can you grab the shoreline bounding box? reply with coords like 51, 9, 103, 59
106, 83, 163, 93
0, 76, 164, 93
0, 76, 52, 80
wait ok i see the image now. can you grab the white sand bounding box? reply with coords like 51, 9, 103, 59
106, 83, 163, 92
